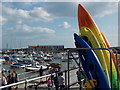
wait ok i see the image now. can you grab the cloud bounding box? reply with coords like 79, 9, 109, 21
2, 3, 54, 25
4, 24, 55, 34
2, 24, 56, 48
82, 2, 118, 17
59, 21, 71, 29
29, 7, 53, 21
2, 2, 118, 26
0, 16, 7, 25
1, 2, 118, 48
44, 2, 77, 18
44, 2, 118, 18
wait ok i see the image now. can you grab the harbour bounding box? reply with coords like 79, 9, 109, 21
2, 56, 78, 82
0, 49, 81, 90
1, 1, 120, 90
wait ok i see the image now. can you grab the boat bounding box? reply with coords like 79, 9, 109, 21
35, 58, 44, 63
59, 52, 67, 62
48, 63, 62, 68
21, 62, 32, 67
9, 59, 18, 64
10, 62, 32, 68
61, 53, 74, 62
21, 56, 33, 62
10, 63, 25, 68
25, 65, 47, 72
43, 56, 53, 62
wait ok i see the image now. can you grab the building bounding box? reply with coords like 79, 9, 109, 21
2, 48, 29, 54
112, 47, 120, 54
28, 45, 64, 53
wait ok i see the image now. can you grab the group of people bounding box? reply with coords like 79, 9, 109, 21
39, 66, 65, 90
1, 66, 85, 90
39, 66, 61, 77
47, 73, 65, 90
1, 69, 19, 90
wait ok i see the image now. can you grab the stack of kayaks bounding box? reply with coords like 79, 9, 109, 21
74, 4, 120, 89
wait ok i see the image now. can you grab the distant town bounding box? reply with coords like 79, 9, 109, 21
2, 45, 65, 54
2, 45, 120, 55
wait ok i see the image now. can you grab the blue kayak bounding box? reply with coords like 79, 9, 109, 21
74, 33, 110, 89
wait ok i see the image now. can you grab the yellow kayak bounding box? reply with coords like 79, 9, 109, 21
80, 27, 110, 85
101, 31, 117, 68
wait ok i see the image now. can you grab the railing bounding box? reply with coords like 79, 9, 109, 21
18, 70, 39, 81
0, 67, 79, 89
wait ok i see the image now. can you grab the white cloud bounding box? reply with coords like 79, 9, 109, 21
0, 16, 7, 25
82, 2, 118, 17
2, 24, 56, 48
5, 24, 55, 33
44, 3, 77, 18
2, 2, 118, 26
63, 22, 71, 29
59, 21, 71, 29
1, 2, 118, 48
2, 4, 53, 25
95, 3, 118, 17
44, 2, 118, 18
29, 7, 52, 21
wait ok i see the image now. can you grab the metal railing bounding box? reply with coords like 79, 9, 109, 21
0, 67, 78, 89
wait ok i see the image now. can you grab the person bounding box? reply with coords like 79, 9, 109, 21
51, 75, 54, 87
55, 68, 59, 73
12, 69, 19, 89
39, 66, 43, 82
47, 77, 52, 90
58, 73, 65, 89
45, 67, 50, 75
58, 67, 61, 72
76, 68, 85, 89
53, 74, 59, 90
2, 73, 7, 90
49, 68, 55, 74
7, 70, 12, 90
45, 67, 50, 81
39, 66, 43, 76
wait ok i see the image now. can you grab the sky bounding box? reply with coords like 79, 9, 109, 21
1, 1, 119, 49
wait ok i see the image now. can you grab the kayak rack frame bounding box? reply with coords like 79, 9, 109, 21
65, 47, 119, 90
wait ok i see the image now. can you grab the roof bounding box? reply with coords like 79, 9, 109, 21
29, 45, 64, 47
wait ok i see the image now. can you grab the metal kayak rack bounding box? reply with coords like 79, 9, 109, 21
64, 47, 120, 90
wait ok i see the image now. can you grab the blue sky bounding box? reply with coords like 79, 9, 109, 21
1, 1, 119, 49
